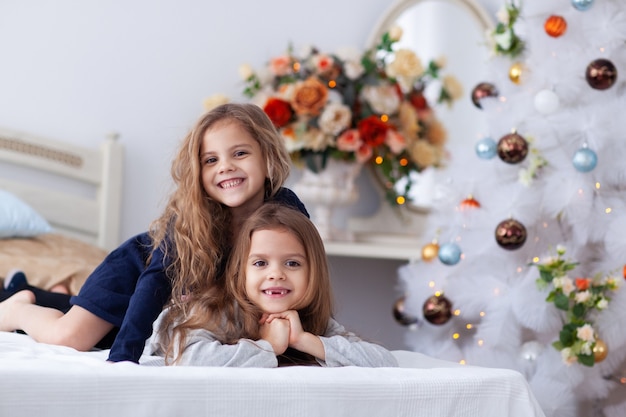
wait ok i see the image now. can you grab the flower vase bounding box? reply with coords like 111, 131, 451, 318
292, 159, 362, 241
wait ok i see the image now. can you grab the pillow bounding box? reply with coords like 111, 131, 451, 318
0, 189, 52, 238
0, 233, 107, 295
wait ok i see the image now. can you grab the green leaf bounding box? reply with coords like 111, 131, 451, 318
578, 354, 594, 367
539, 269, 554, 283
572, 303, 586, 318
554, 293, 570, 311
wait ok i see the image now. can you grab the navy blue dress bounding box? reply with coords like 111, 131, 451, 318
71, 187, 309, 363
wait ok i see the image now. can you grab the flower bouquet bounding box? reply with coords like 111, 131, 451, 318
534, 245, 620, 366
234, 26, 462, 206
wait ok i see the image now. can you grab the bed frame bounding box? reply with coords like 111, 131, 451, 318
0, 126, 123, 251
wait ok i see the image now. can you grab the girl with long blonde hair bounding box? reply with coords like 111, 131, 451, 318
0, 103, 308, 363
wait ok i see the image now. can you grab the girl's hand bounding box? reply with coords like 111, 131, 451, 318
259, 314, 289, 355
264, 310, 304, 346
264, 311, 324, 360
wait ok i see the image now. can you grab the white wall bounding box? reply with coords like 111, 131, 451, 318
0, 0, 499, 350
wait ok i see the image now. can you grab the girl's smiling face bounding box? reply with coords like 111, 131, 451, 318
200, 121, 267, 215
244, 227, 309, 314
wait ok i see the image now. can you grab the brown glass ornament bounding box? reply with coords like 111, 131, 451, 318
393, 297, 419, 326
471, 82, 498, 109
421, 242, 439, 262
497, 132, 528, 164
422, 294, 453, 325
593, 338, 608, 362
586, 59, 618, 90
495, 218, 527, 250
544, 15, 567, 37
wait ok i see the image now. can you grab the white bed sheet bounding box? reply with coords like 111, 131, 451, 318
0, 332, 545, 417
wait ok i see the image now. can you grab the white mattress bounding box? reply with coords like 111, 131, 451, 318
0, 332, 545, 417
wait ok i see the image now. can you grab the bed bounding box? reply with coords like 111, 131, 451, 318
0, 127, 546, 417
0, 126, 123, 293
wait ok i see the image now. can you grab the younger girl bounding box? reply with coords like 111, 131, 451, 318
149, 204, 397, 368
0, 103, 308, 363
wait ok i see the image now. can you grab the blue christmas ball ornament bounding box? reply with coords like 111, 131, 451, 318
438, 242, 462, 266
572, 147, 598, 172
571, 0, 594, 11
475, 137, 497, 159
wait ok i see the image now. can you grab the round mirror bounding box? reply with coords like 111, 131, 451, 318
368, 0, 494, 210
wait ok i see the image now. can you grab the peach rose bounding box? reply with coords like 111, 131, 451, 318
356, 143, 373, 164
385, 129, 407, 154
269, 55, 292, 76
336, 129, 362, 152
313, 53, 335, 74
409, 140, 437, 168
291, 77, 328, 116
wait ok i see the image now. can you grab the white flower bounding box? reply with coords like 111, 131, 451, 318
577, 324, 595, 343
580, 342, 593, 356
424, 79, 443, 106
493, 29, 513, 51
318, 102, 352, 135
560, 276, 575, 296
596, 298, 609, 310
335, 47, 365, 80
496, 6, 510, 24
561, 348, 576, 365
361, 84, 401, 114
238, 64, 254, 80
389, 25, 403, 41
575, 291, 591, 304
556, 245, 566, 255
518, 168, 532, 186
202, 94, 230, 111
442, 75, 463, 100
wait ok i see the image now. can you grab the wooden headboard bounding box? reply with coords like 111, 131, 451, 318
0, 127, 123, 251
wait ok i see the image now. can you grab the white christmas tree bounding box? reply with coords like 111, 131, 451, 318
396, 1, 626, 416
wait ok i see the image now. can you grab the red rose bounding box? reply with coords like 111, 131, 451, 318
357, 115, 389, 147
264, 98, 293, 128
409, 91, 429, 110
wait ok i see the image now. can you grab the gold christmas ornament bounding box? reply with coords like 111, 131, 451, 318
421, 242, 440, 262
509, 62, 524, 84
593, 338, 608, 362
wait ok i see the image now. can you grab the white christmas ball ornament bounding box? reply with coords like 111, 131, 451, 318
534, 89, 560, 115
520, 341, 544, 361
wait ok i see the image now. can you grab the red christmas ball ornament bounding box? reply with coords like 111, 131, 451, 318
460, 196, 481, 210
497, 131, 528, 164
586, 59, 618, 90
545, 15, 567, 37
495, 218, 527, 250
422, 294, 453, 325
623, 264, 626, 279
471, 82, 498, 109
393, 296, 419, 326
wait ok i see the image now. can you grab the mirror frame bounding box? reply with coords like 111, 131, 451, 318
367, 0, 494, 48
362, 0, 495, 217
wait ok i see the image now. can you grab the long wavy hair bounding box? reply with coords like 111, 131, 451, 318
160, 204, 334, 364
150, 103, 292, 361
